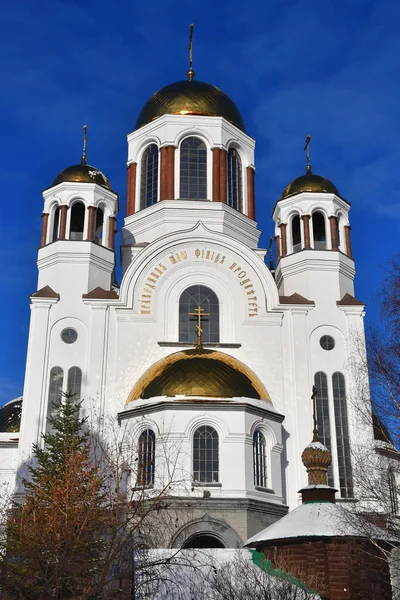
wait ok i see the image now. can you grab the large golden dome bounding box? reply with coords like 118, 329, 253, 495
52, 163, 112, 190
0, 397, 22, 433
141, 357, 259, 399
128, 349, 269, 401
135, 80, 245, 132
281, 167, 339, 199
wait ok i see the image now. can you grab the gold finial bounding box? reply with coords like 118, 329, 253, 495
189, 305, 210, 350
81, 125, 87, 165
304, 134, 312, 174
187, 23, 195, 81
311, 385, 318, 442
301, 385, 331, 486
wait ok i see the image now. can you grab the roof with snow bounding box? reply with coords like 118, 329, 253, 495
245, 493, 399, 547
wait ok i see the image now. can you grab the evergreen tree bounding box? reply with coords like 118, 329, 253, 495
1, 395, 107, 599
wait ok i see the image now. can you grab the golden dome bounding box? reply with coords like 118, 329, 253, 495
52, 163, 112, 190
281, 167, 339, 199
142, 356, 259, 399
135, 80, 245, 131
0, 397, 22, 433
301, 441, 331, 485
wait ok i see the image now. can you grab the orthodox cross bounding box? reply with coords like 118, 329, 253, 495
81, 125, 87, 165
187, 23, 195, 81
304, 134, 312, 173
311, 385, 319, 442
189, 305, 210, 349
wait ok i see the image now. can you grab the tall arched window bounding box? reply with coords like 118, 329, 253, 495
67, 367, 82, 401
332, 372, 353, 497
94, 207, 104, 245
227, 148, 243, 211
47, 367, 63, 432
179, 285, 219, 344
140, 144, 159, 209
70, 202, 85, 241
48, 367, 63, 411
137, 429, 156, 487
253, 431, 267, 488
314, 372, 334, 486
180, 137, 207, 199
193, 426, 219, 483
52, 206, 60, 242
291, 214, 301, 253
333, 216, 340, 248
312, 211, 326, 250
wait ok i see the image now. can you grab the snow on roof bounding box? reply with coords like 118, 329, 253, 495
245, 501, 399, 546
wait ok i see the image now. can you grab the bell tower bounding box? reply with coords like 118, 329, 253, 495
121, 39, 260, 274
273, 137, 355, 305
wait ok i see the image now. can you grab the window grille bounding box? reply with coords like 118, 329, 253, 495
180, 137, 207, 199
314, 372, 334, 486
140, 144, 159, 208
70, 202, 85, 241
193, 426, 219, 483
179, 285, 219, 344
67, 367, 82, 401
52, 207, 60, 242
137, 430, 155, 487
94, 207, 104, 244
227, 148, 243, 211
253, 431, 267, 487
332, 372, 353, 497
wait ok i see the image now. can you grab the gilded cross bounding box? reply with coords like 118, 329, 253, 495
189, 305, 210, 349
304, 134, 312, 173
311, 385, 318, 442
81, 125, 87, 165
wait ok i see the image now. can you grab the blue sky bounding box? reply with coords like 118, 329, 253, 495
1, 0, 399, 405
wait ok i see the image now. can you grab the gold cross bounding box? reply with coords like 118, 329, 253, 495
311, 385, 318, 442
189, 305, 210, 349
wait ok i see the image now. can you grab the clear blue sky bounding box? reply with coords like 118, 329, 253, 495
1, 0, 399, 405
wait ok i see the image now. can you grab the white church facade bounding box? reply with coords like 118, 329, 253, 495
0, 69, 377, 548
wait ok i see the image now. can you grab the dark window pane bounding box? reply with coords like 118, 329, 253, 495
179, 285, 220, 344
332, 372, 353, 497
180, 137, 207, 200
314, 372, 334, 486
140, 144, 159, 209
227, 148, 243, 212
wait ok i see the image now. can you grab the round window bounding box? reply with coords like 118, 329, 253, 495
61, 328, 78, 344
320, 335, 335, 351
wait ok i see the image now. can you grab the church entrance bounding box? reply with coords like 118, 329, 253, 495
182, 534, 225, 549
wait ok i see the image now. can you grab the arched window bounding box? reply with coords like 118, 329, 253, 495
180, 137, 207, 199
193, 426, 219, 483
47, 367, 63, 432
52, 207, 60, 242
314, 372, 334, 486
291, 214, 301, 253
94, 207, 104, 245
227, 148, 243, 211
137, 429, 156, 487
332, 372, 353, 497
179, 285, 219, 344
70, 202, 85, 241
253, 431, 267, 488
183, 534, 225, 549
140, 144, 159, 209
312, 211, 326, 250
67, 367, 82, 401
48, 367, 63, 412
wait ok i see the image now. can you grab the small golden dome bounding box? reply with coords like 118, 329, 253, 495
301, 441, 331, 486
136, 80, 245, 131
141, 355, 260, 399
52, 164, 112, 190
281, 167, 339, 200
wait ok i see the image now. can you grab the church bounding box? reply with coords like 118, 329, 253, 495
0, 51, 378, 550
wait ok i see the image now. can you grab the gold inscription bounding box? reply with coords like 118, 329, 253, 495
140, 248, 258, 317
